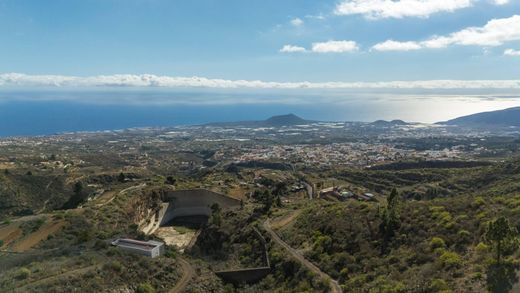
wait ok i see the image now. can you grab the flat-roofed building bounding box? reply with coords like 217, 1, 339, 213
111, 238, 165, 258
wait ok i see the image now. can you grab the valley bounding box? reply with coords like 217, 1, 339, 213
1, 113, 520, 292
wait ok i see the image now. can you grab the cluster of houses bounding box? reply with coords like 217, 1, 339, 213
318, 187, 377, 202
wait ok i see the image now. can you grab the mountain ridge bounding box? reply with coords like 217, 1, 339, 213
204, 114, 315, 127
438, 107, 520, 127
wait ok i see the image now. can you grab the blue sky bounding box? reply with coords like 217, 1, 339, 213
1, 0, 520, 83
2, 0, 520, 131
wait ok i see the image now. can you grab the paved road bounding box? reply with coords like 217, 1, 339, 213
263, 219, 342, 293
169, 257, 195, 293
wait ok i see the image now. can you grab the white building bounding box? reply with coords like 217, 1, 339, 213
111, 238, 165, 258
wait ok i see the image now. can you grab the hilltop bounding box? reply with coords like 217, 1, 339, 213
438, 107, 520, 127
370, 119, 409, 127
205, 114, 314, 127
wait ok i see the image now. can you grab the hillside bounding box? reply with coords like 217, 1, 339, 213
205, 114, 314, 127
370, 119, 409, 127
439, 107, 520, 127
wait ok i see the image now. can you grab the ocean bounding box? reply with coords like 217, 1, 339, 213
1, 89, 519, 137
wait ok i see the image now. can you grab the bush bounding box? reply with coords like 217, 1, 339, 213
136, 283, 155, 293
475, 242, 489, 255
104, 261, 122, 272
430, 278, 449, 291
94, 240, 108, 250
20, 218, 45, 235
439, 251, 462, 269
16, 267, 31, 280
430, 237, 446, 250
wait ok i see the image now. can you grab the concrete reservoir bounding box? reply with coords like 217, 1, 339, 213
112, 238, 165, 258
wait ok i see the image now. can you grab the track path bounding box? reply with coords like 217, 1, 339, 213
14, 265, 98, 292
263, 219, 342, 293
169, 257, 195, 293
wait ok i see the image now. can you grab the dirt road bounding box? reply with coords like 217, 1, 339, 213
263, 219, 342, 293
169, 257, 195, 293
15, 264, 98, 292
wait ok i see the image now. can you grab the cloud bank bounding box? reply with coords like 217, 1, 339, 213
492, 0, 509, 5
312, 40, 359, 53
2, 73, 520, 89
372, 40, 422, 51
280, 40, 359, 53
335, 0, 474, 19
504, 49, 520, 56
372, 15, 520, 51
279, 45, 307, 53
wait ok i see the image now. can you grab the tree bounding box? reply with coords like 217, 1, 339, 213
118, 172, 126, 182
210, 203, 222, 227
73, 181, 83, 195
262, 190, 273, 213
273, 181, 288, 196
165, 176, 176, 185
485, 216, 518, 264
379, 188, 401, 254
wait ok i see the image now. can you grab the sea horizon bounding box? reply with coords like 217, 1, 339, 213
1, 89, 520, 137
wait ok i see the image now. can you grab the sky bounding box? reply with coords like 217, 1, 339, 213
1, 0, 520, 82
1, 0, 520, 126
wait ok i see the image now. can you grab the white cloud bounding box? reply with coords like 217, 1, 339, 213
280, 45, 307, 53
373, 15, 520, 51
372, 40, 422, 51
290, 17, 304, 27
492, 0, 509, 5
311, 40, 359, 53
305, 14, 326, 20
2, 73, 520, 89
426, 15, 520, 47
504, 49, 520, 56
335, 0, 473, 19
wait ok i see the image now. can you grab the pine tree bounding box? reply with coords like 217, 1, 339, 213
486, 216, 518, 264
379, 188, 401, 254
210, 203, 222, 227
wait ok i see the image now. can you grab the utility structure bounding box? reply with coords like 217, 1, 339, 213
111, 238, 165, 258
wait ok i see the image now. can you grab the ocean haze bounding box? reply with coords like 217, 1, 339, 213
1, 89, 520, 137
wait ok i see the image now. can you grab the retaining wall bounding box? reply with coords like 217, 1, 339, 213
215, 267, 271, 284
215, 227, 271, 284
159, 189, 241, 226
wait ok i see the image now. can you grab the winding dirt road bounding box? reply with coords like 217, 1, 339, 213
169, 257, 195, 293
263, 219, 342, 293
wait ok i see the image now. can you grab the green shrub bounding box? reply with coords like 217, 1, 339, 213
475, 242, 489, 255
457, 230, 470, 237
439, 251, 462, 269
165, 249, 177, 259
104, 261, 122, 272
20, 218, 45, 235
473, 197, 486, 207
136, 283, 155, 293
94, 239, 108, 250
430, 237, 446, 250
16, 267, 31, 280
430, 278, 449, 291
